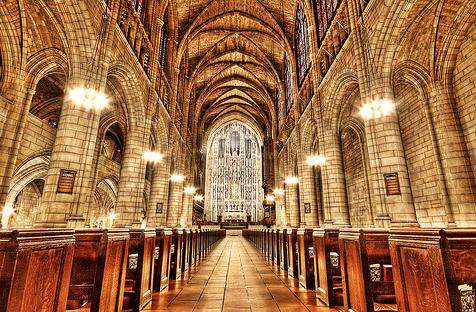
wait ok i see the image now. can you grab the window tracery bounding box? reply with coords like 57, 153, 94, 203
159, 10, 168, 68
314, 0, 341, 43
205, 121, 264, 222
296, 5, 311, 86
284, 53, 293, 113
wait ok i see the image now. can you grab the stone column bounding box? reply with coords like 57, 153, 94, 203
428, 82, 476, 226
0, 87, 35, 209
166, 179, 184, 227
115, 121, 149, 227
321, 129, 350, 227
37, 77, 102, 228
300, 165, 319, 227
364, 84, 419, 228
285, 183, 300, 227
147, 156, 170, 227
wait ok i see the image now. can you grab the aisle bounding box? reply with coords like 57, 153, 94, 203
145, 235, 340, 312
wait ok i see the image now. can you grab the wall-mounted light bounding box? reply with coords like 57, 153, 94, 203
265, 194, 276, 202
306, 155, 326, 167
359, 99, 395, 120
143, 151, 163, 163
170, 174, 185, 183
193, 194, 204, 202
184, 186, 197, 195
67, 86, 109, 111
1, 204, 15, 228
108, 210, 117, 221
273, 188, 285, 196
284, 176, 299, 185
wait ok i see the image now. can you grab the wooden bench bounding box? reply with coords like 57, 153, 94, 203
123, 229, 155, 311
67, 229, 129, 311
191, 229, 198, 266
389, 228, 476, 312
267, 229, 273, 261
169, 229, 183, 280
272, 229, 280, 267
153, 228, 172, 292
182, 228, 191, 273
0, 229, 75, 312
297, 228, 315, 289
279, 229, 288, 272
313, 228, 343, 306
339, 228, 396, 312
286, 228, 299, 278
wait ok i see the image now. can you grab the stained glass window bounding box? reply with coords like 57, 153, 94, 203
159, 10, 168, 68
284, 53, 293, 113
296, 5, 311, 86
314, 0, 341, 44
275, 89, 281, 126
205, 121, 264, 222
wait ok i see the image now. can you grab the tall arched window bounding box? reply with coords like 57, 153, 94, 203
275, 89, 281, 127
296, 5, 311, 86
314, 0, 341, 43
205, 121, 264, 222
284, 53, 294, 113
159, 10, 169, 68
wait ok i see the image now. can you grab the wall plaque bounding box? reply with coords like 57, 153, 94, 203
156, 203, 163, 214
384, 172, 401, 195
304, 203, 311, 213
57, 169, 76, 194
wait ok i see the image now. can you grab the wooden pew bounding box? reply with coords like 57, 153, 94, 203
0, 229, 75, 312
153, 228, 172, 292
67, 229, 129, 311
169, 229, 183, 280
190, 229, 198, 266
267, 229, 273, 262
312, 228, 343, 306
389, 228, 476, 312
297, 228, 315, 289
286, 228, 299, 278
271, 229, 279, 267
123, 229, 155, 312
182, 228, 191, 273
279, 229, 288, 272
339, 228, 396, 312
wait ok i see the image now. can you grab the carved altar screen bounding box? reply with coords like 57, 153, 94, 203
205, 121, 264, 222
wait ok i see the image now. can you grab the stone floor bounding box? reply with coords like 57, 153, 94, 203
144, 235, 345, 312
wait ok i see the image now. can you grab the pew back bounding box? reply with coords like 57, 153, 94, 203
68, 229, 129, 312
389, 228, 476, 312
0, 229, 75, 312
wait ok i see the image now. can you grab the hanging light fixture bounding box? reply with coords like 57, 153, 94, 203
143, 151, 164, 163
273, 188, 285, 196
67, 86, 109, 111
359, 98, 395, 120
284, 176, 299, 185
66, 1, 112, 112
184, 186, 197, 195
306, 154, 327, 167
170, 174, 185, 183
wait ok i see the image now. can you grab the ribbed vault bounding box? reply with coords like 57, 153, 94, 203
175, 0, 301, 148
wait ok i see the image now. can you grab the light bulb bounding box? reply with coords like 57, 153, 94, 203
184, 186, 197, 195
306, 155, 326, 167
273, 188, 285, 196
284, 176, 299, 185
170, 174, 185, 183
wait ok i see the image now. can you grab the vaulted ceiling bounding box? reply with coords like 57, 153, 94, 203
173, 0, 302, 146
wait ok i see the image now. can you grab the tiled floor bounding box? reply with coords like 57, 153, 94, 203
144, 235, 344, 311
